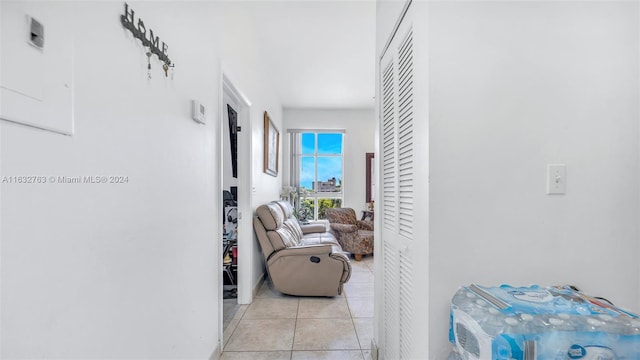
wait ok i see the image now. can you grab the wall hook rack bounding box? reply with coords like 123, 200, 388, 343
120, 3, 175, 75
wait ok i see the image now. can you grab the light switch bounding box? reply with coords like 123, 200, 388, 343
547, 164, 566, 195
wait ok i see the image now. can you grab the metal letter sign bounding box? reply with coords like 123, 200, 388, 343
120, 3, 173, 67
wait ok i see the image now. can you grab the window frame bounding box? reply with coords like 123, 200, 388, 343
298, 131, 344, 220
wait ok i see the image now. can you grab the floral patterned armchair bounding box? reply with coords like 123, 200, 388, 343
326, 208, 373, 261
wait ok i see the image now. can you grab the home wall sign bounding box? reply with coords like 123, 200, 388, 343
120, 2, 174, 78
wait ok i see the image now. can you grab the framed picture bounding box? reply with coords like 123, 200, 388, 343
263, 111, 279, 177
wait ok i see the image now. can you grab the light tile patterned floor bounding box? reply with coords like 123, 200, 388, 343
221, 255, 374, 360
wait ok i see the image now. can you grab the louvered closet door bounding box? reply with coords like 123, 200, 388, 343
378, 2, 428, 358
380, 55, 400, 358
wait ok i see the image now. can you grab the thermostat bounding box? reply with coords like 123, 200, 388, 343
191, 100, 206, 124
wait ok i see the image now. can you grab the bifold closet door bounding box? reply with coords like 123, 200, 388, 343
377, 2, 429, 358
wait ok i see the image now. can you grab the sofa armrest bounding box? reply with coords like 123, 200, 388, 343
267, 244, 351, 296
330, 223, 358, 233
300, 223, 326, 234
268, 244, 333, 262
330, 252, 352, 283
356, 220, 373, 231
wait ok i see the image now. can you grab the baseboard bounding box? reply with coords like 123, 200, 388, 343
209, 342, 222, 360
370, 339, 379, 360
252, 271, 266, 298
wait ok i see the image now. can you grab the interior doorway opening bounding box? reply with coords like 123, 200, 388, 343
219, 72, 253, 350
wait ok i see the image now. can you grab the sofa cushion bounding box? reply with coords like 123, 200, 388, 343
283, 219, 304, 242
275, 200, 304, 244
253, 216, 276, 259
300, 235, 347, 258
256, 203, 284, 231
259, 213, 302, 251
271, 226, 299, 249
300, 223, 327, 234
275, 200, 295, 218
300, 232, 339, 247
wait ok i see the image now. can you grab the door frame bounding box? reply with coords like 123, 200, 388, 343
218, 69, 253, 348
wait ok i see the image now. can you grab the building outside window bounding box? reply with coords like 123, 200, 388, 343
296, 132, 344, 220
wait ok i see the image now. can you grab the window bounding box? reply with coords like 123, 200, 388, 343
291, 132, 344, 220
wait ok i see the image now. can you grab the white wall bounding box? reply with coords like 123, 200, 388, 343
0, 1, 281, 358
426, 2, 639, 358
376, 0, 408, 57
283, 109, 375, 211
211, 2, 284, 295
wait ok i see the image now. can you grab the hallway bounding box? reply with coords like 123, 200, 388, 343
221, 256, 374, 360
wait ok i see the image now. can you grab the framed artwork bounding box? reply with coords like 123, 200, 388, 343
263, 111, 279, 177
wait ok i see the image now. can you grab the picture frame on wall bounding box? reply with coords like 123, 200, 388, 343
263, 111, 279, 177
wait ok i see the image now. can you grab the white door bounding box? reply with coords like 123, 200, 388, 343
376, 1, 429, 358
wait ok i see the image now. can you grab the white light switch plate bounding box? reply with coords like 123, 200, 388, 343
547, 164, 566, 195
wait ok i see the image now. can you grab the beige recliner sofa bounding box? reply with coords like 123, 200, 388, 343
253, 201, 351, 296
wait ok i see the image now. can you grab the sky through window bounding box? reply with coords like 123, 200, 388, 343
300, 133, 343, 191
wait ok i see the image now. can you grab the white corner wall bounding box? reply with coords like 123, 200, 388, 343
1, 1, 281, 358
283, 108, 375, 211
212, 1, 284, 295
426, 1, 640, 357
375, 0, 408, 55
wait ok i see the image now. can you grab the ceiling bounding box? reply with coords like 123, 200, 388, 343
246, 1, 376, 109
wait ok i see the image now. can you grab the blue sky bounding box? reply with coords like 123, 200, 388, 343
300, 133, 343, 190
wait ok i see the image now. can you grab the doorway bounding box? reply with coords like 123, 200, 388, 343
219, 72, 252, 350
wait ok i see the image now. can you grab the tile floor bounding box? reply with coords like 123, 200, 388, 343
221, 256, 374, 360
